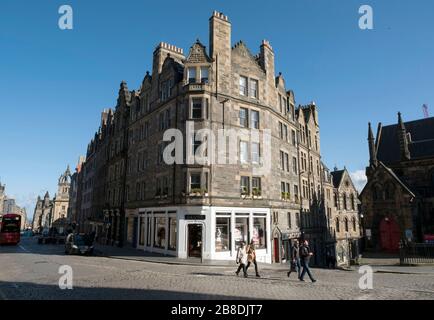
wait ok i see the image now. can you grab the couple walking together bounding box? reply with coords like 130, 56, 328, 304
288, 239, 317, 283
235, 240, 260, 278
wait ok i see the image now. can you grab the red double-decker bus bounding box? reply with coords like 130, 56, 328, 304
0, 214, 21, 245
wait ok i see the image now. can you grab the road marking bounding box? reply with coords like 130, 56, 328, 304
19, 245, 30, 253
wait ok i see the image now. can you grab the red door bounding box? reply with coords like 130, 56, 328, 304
379, 217, 401, 252
273, 238, 280, 263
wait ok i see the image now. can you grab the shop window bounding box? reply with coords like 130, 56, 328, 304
154, 217, 166, 249
146, 216, 152, 247
253, 217, 266, 249
235, 217, 249, 248
168, 217, 177, 251
215, 217, 230, 252
139, 217, 145, 246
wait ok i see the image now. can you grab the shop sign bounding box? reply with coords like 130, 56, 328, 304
185, 215, 206, 220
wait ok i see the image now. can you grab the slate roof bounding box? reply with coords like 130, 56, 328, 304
330, 170, 345, 188
377, 116, 434, 164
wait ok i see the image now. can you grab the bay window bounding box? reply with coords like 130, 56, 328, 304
200, 67, 209, 83
191, 98, 202, 119
188, 67, 196, 84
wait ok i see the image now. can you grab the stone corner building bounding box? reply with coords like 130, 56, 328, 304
360, 113, 434, 252
71, 11, 361, 265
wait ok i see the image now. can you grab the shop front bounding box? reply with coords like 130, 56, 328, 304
135, 206, 272, 263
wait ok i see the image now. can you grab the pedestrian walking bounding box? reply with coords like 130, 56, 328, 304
235, 241, 248, 278
246, 239, 260, 278
299, 240, 317, 283
287, 240, 301, 279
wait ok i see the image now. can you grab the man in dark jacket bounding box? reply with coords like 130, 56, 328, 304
299, 240, 317, 283
287, 240, 301, 279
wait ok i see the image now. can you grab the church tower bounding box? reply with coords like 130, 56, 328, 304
57, 165, 71, 200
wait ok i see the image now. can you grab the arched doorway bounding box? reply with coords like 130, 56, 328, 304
379, 217, 400, 252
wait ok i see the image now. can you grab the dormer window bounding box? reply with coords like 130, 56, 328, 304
200, 67, 209, 83
188, 67, 197, 84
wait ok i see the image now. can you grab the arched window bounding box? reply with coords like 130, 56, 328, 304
343, 193, 347, 210
334, 193, 339, 208
336, 218, 340, 233
385, 183, 395, 200
350, 194, 355, 210
344, 218, 349, 232
373, 185, 382, 201
352, 217, 357, 232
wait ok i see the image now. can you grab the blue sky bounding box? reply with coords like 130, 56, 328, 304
1, 0, 433, 219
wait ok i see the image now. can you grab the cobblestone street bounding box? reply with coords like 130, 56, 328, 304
0, 238, 433, 300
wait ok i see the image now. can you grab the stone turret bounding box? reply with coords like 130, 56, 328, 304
368, 122, 377, 167
151, 42, 185, 102
397, 112, 411, 160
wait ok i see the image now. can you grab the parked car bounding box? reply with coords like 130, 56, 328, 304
65, 233, 94, 255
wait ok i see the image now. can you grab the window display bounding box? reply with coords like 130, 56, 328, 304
215, 217, 230, 252
253, 217, 266, 249
168, 217, 177, 251
235, 217, 249, 247
154, 217, 166, 248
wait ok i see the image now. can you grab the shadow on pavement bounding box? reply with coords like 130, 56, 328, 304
0, 280, 253, 300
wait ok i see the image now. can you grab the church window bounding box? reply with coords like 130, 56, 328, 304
343, 193, 347, 210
